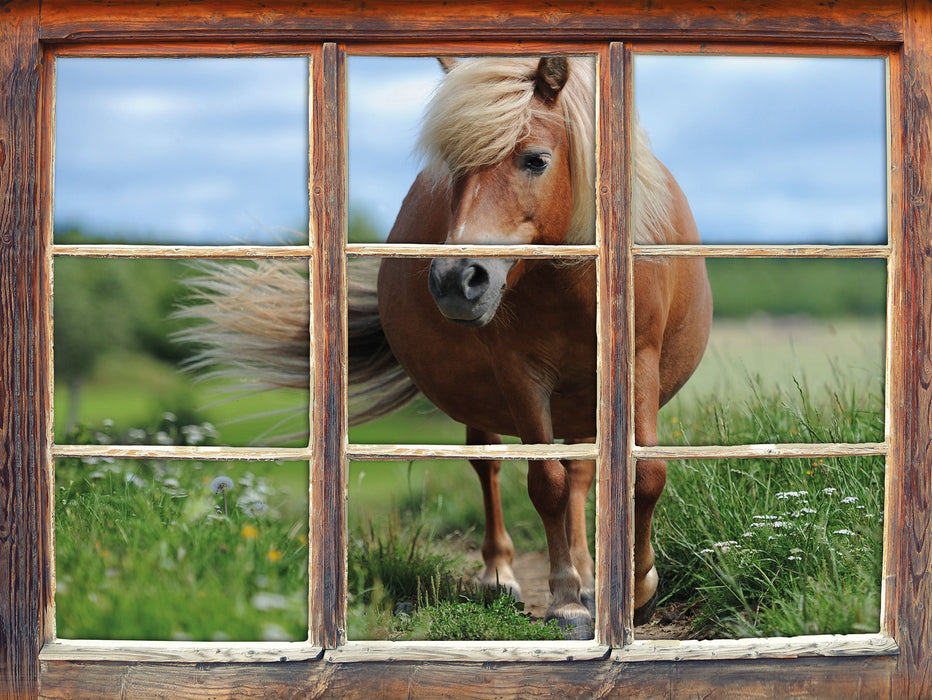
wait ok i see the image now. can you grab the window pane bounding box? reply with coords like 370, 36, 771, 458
347, 459, 578, 642
650, 258, 885, 446
53, 258, 310, 447
55, 458, 308, 641
55, 57, 308, 245
650, 455, 882, 639
635, 55, 886, 245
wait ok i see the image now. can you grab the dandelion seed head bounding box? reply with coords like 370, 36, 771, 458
210, 476, 235, 494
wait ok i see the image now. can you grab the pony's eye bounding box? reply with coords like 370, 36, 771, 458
522, 152, 551, 174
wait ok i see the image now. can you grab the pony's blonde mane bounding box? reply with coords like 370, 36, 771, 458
418, 56, 672, 245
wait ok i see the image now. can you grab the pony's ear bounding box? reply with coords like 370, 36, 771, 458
535, 56, 569, 104
437, 57, 459, 73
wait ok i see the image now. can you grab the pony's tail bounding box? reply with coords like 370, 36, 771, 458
174, 259, 420, 432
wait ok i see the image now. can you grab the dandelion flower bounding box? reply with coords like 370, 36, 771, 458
266, 549, 282, 563
210, 476, 235, 494
241, 524, 259, 540
211, 476, 235, 515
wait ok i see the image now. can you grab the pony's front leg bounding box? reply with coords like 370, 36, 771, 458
467, 426, 521, 600
527, 456, 593, 640
563, 440, 596, 617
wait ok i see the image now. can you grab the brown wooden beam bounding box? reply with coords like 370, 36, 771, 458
887, 1, 932, 698
38, 1, 903, 45
0, 2, 51, 698
39, 654, 896, 698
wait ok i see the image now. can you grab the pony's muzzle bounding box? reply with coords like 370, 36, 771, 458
428, 257, 512, 327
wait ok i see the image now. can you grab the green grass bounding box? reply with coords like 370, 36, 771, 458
55, 422, 309, 641
54, 313, 886, 641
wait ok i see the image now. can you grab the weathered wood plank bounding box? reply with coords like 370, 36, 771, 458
308, 41, 347, 650
40, 640, 322, 664
887, 2, 932, 698
633, 442, 887, 460
52, 243, 599, 259
0, 3, 51, 698
49, 442, 601, 462
618, 633, 897, 662
39, 654, 897, 699
38, 0, 903, 44
632, 244, 890, 258
595, 41, 634, 649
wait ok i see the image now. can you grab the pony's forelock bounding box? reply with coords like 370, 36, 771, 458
418, 56, 671, 245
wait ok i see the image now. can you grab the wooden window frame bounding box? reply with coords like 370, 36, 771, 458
1, 1, 929, 696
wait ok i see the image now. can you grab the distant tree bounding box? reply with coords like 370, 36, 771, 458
348, 210, 384, 243
54, 257, 137, 432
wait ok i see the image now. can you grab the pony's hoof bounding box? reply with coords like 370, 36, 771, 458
547, 605, 594, 640
633, 589, 658, 626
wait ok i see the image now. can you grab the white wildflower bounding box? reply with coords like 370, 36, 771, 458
841, 496, 858, 504
833, 529, 856, 536
182, 424, 205, 445
252, 593, 289, 611
823, 487, 838, 495
125, 473, 146, 488
155, 431, 173, 446
753, 515, 778, 520
776, 491, 808, 500
714, 540, 738, 552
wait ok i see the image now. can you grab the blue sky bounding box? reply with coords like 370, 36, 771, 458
54, 54, 887, 245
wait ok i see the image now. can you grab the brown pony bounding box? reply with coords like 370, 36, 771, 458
180, 56, 712, 640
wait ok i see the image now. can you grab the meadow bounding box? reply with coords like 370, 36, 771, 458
52, 256, 887, 641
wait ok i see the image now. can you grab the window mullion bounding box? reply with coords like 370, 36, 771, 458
596, 41, 635, 648
309, 41, 348, 649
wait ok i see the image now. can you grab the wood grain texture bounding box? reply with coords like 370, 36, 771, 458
595, 42, 634, 649
632, 244, 889, 258
308, 42, 347, 650
40, 640, 322, 664
887, 2, 932, 698
37, 0, 903, 44
0, 2, 921, 698
38, 654, 896, 699
1, 3, 50, 698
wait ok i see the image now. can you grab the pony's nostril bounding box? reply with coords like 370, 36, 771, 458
461, 264, 490, 301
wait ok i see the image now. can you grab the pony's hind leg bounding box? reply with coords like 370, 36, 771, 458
467, 426, 521, 600
563, 439, 596, 618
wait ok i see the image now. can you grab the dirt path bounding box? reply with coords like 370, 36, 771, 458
466, 549, 696, 640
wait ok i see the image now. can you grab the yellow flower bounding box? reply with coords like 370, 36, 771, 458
266, 549, 282, 563
241, 524, 259, 540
